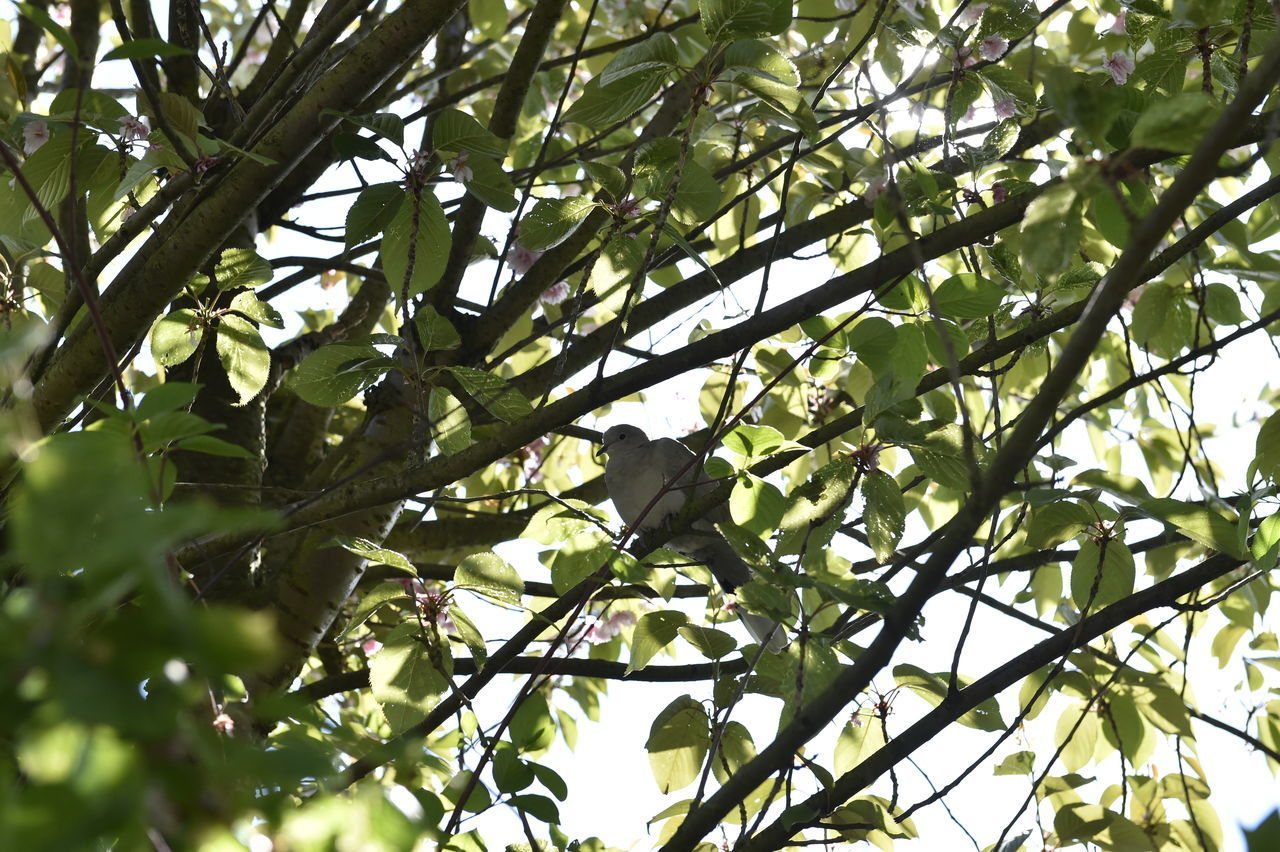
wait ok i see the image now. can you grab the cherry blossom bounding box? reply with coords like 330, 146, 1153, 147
448, 150, 473, 182
1101, 10, 1127, 35
508, 241, 543, 274
863, 174, 889, 203
1103, 52, 1135, 85
22, 120, 49, 154
540, 281, 570, 305
994, 98, 1017, 120
958, 3, 988, 26
980, 35, 1008, 62
585, 610, 637, 644
991, 183, 1007, 204
118, 114, 149, 142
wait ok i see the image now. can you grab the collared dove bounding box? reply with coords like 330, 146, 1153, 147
598, 424, 787, 652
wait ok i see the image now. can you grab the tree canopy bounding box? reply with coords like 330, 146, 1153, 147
2, 0, 1280, 849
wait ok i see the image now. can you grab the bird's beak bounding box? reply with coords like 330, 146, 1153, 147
593, 441, 606, 461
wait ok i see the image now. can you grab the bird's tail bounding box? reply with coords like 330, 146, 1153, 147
691, 538, 790, 653
739, 610, 788, 653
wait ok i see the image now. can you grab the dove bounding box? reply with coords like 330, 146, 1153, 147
598, 424, 787, 652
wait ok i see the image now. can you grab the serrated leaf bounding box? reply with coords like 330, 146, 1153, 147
382, 190, 451, 298
1138, 498, 1244, 558
455, 552, 523, 605
518, 197, 597, 252
102, 38, 191, 61
1131, 92, 1222, 153
893, 663, 1006, 731
1021, 183, 1082, 277
369, 623, 449, 735
339, 581, 410, 639
460, 153, 517, 212
288, 342, 394, 406
449, 606, 488, 667
933, 274, 1005, 319
150, 308, 204, 368
628, 611, 688, 673
700, 0, 793, 42
563, 70, 666, 127
215, 314, 270, 405
429, 387, 471, 455
522, 500, 611, 545
414, 304, 461, 351
430, 108, 508, 158
1025, 501, 1094, 548
345, 182, 403, 249
175, 435, 254, 459
599, 31, 680, 86
333, 535, 418, 573
863, 470, 905, 562
229, 290, 283, 328
678, 624, 737, 659
448, 366, 533, 422
193, 247, 273, 292
1070, 538, 1135, 611
644, 695, 710, 793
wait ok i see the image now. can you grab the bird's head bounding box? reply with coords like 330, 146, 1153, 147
596, 424, 649, 460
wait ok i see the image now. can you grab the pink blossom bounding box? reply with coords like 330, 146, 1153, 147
1102, 11, 1127, 35
508, 242, 543, 275
540, 281, 570, 305
958, 3, 988, 26
448, 150, 472, 182
612, 197, 642, 218
362, 638, 382, 654
22, 120, 49, 154
585, 610, 637, 644
118, 114, 149, 141
863, 174, 888, 203
991, 183, 1007, 204
1103, 52, 1135, 85
980, 35, 1008, 62
962, 106, 977, 123
994, 98, 1017, 120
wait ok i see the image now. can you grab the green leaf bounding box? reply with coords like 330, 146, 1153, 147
1025, 501, 1094, 548
729, 473, 786, 535
215, 314, 270, 405
523, 501, 611, 545
228, 291, 283, 328
628, 611, 688, 673
1070, 538, 1136, 612
1137, 498, 1245, 558
430, 108, 508, 158
382, 190, 451, 297
518, 197, 597, 252
194, 247, 273, 292
447, 366, 533, 422
722, 38, 800, 86
678, 625, 737, 659
345, 182, 404, 249
563, 71, 666, 127
102, 38, 191, 61
369, 623, 450, 735
892, 664, 1006, 731
174, 434, 254, 459
449, 606, 488, 666
455, 552, 523, 605
834, 718, 887, 775
509, 794, 561, 825
333, 535, 418, 574
722, 423, 789, 458
863, 470, 905, 562
1131, 92, 1223, 153
644, 695, 710, 793
1020, 183, 1082, 277
150, 309, 204, 368
339, 582, 410, 639
415, 304, 461, 351
933, 274, 1005, 319
599, 32, 680, 87
459, 153, 517, 212
1254, 411, 1280, 485
18, 2, 78, 61
700, 0, 793, 42
428, 387, 471, 455
288, 342, 396, 406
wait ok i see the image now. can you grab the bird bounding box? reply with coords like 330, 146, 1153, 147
597, 424, 788, 652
